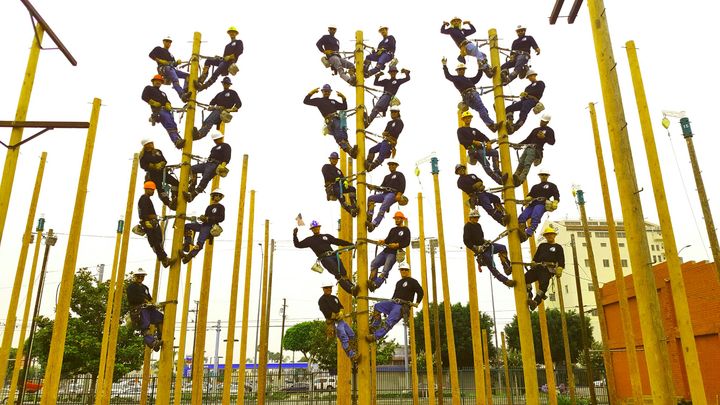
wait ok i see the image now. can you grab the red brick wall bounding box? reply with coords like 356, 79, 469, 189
600, 261, 720, 403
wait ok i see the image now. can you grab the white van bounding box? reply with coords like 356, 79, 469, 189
313, 376, 336, 391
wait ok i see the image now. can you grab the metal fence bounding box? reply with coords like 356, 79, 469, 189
1, 367, 608, 404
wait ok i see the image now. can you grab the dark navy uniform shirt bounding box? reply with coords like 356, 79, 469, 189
392, 277, 424, 303
318, 294, 343, 320
208, 143, 231, 164
127, 282, 152, 306
528, 181, 560, 202
457, 126, 490, 149
139, 149, 167, 173
374, 76, 410, 96
148, 46, 174, 65
380, 171, 406, 193
533, 242, 565, 268
456, 173, 483, 194
322, 164, 343, 184
141, 86, 170, 106
294, 232, 353, 257
463, 221, 486, 248
303, 95, 347, 117
382, 226, 411, 253
223, 40, 244, 59
138, 194, 156, 220
440, 23, 477, 46
511, 35, 539, 54
316, 34, 340, 53
520, 126, 555, 152
376, 35, 396, 53
443, 65, 482, 93
204, 203, 225, 225
383, 119, 404, 141
210, 89, 242, 109
524, 81, 545, 100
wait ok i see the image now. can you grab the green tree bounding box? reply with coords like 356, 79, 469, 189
31, 269, 144, 402
413, 301, 495, 368
503, 308, 594, 365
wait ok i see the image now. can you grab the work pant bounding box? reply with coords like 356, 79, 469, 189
184, 222, 212, 258
335, 320, 356, 358
506, 98, 538, 127
138, 306, 164, 331
190, 161, 219, 193
327, 117, 354, 154
462, 91, 494, 126
368, 93, 392, 124
146, 171, 179, 206
319, 255, 355, 294
203, 57, 233, 88
524, 265, 553, 302
368, 141, 393, 167
500, 53, 530, 82
370, 249, 397, 287
329, 183, 357, 204
365, 52, 394, 76
328, 54, 355, 84
518, 203, 546, 237
143, 222, 168, 260
469, 192, 506, 225
475, 243, 511, 283
368, 192, 397, 227
513, 146, 540, 184
462, 43, 490, 69
159, 65, 189, 98
371, 301, 403, 339
197, 110, 222, 139
468, 147, 502, 184
156, 110, 181, 144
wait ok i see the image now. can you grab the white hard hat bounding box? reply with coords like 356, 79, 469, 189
526, 69, 537, 77
163, 35, 172, 42
398, 261, 410, 270
469, 209, 481, 217
140, 138, 153, 146
541, 114, 551, 122
210, 187, 224, 195
386, 159, 399, 166
455, 63, 467, 70
389, 106, 401, 112
378, 25, 388, 31
134, 268, 148, 276
211, 131, 224, 140
538, 168, 551, 176
328, 24, 337, 29
516, 25, 526, 31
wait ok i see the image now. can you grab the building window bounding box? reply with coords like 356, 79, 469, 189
603, 259, 610, 267
651, 245, 655, 251
588, 283, 594, 291
601, 242, 607, 247
565, 285, 569, 294
582, 243, 587, 247
621, 259, 628, 267
617, 232, 626, 238
578, 231, 584, 237
584, 259, 590, 267
549, 293, 556, 302
619, 243, 625, 247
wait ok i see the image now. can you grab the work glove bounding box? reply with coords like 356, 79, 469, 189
176, 59, 182, 65
144, 220, 154, 229
441, 57, 447, 65
336, 91, 345, 99
520, 92, 528, 98
524, 195, 533, 203
148, 100, 162, 108
224, 55, 235, 62
216, 162, 229, 177
198, 215, 208, 223
555, 266, 563, 277
535, 48, 541, 56
324, 49, 334, 55
164, 103, 172, 111
293, 227, 298, 234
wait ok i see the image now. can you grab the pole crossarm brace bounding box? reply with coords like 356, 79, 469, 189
20, 0, 77, 66
0, 121, 90, 149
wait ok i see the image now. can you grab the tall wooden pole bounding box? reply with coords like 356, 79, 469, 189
482, 329, 493, 405
40, 98, 101, 404
555, 277, 576, 404
221, 154, 249, 403
416, 193, 437, 405
139, 206, 165, 405
430, 242, 444, 405
588, 102, 644, 403
523, 181, 557, 405
575, 189, 616, 403
6, 219, 44, 405
500, 332, 513, 405
586, 2, 675, 401
626, 41, 707, 404
235, 190, 255, 405
337, 152, 352, 405
402, 232, 420, 405
99, 154, 140, 405
0, 152, 46, 385
488, 28, 539, 400
256, 220, 271, 404
173, 260, 193, 404
457, 115, 487, 404
156, 31, 201, 405
430, 157, 461, 405
0, 25, 44, 246
570, 235, 597, 404
95, 217, 123, 404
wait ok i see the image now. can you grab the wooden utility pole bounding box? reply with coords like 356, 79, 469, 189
570, 235, 597, 405
555, 276, 576, 404
235, 190, 256, 405
256, 220, 271, 404
173, 260, 194, 404
416, 193, 437, 405
337, 152, 352, 405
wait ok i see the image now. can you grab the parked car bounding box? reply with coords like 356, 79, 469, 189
281, 382, 310, 392
313, 377, 336, 391
593, 379, 607, 388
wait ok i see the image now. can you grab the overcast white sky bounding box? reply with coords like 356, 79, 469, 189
1, 0, 718, 367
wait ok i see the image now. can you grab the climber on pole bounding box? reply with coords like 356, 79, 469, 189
184, 131, 231, 202
368, 211, 411, 292
363, 26, 397, 78
139, 138, 179, 210
457, 110, 502, 184
141, 74, 185, 149
322, 151, 359, 217
318, 282, 360, 363
182, 188, 226, 263
366, 262, 423, 342
440, 17, 494, 77
366, 160, 407, 232
126, 269, 164, 351
366, 106, 404, 172
442, 58, 498, 132
463, 209, 515, 287
526, 226, 564, 311
193, 77, 241, 140
197, 26, 244, 91
517, 168, 560, 242
365, 66, 410, 126
455, 164, 508, 226
500, 24, 540, 85
504, 114, 555, 187
148, 36, 189, 101
506, 70, 545, 134
304, 84, 358, 158
316, 25, 356, 86
134, 181, 175, 268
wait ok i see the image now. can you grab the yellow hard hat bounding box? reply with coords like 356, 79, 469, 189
227, 26, 239, 33
461, 111, 473, 118
542, 226, 557, 235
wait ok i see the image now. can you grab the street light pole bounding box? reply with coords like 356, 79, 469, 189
254, 242, 264, 367
18, 229, 57, 404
